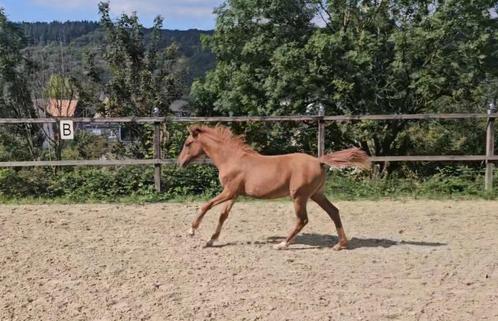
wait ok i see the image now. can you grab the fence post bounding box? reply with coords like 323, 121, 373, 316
153, 121, 162, 192
317, 103, 325, 157
152, 108, 162, 193
485, 102, 496, 191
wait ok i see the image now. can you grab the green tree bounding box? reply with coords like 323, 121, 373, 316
190, 0, 322, 154
77, 49, 104, 117
191, 0, 319, 116
97, 1, 185, 157
0, 8, 41, 159
98, 1, 183, 117
192, 0, 498, 165
45, 74, 78, 101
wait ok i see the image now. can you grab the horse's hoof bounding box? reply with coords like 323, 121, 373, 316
204, 239, 214, 247
188, 228, 195, 237
332, 242, 348, 251
273, 241, 289, 250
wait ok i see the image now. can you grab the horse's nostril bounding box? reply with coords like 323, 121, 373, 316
178, 158, 188, 168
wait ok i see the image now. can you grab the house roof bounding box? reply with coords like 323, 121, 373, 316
34, 98, 78, 117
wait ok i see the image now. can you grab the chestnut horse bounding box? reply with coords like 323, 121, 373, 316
177, 125, 370, 250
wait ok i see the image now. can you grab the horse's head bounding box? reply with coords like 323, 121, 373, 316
177, 126, 205, 167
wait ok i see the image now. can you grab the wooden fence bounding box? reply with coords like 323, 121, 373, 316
0, 112, 496, 191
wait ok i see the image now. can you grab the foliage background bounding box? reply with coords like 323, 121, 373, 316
0, 1, 497, 202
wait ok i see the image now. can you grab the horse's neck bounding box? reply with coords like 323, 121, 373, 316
200, 136, 241, 168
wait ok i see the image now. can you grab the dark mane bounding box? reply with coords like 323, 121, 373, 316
195, 125, 258, 154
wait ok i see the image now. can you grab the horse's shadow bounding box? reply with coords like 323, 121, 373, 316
265, 233, 447, 250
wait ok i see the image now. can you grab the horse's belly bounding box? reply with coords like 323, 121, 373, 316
243, 175, 289, 199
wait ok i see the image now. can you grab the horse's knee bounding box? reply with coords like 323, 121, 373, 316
199, 204, 210, 214
302, 217, 309, 226
296, 216, 308, 228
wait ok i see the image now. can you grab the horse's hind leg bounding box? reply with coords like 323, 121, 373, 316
274, 196, 309, 250
205, 199, 236, 247
311, 193, 348, 250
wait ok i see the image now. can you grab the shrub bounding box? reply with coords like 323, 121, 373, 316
0, 165, 496, 203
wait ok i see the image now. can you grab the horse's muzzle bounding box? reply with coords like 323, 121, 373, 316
177, 158, 190, 168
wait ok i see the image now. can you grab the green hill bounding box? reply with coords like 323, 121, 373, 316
18, 21, 215, 87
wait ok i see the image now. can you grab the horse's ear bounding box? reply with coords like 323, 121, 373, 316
188, 126, 203, 138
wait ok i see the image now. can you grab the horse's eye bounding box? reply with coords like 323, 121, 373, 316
185, 142, 192, 147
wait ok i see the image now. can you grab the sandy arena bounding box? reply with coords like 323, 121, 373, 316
1, 200, 497, 321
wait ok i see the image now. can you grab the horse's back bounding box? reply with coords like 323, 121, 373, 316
249, 152, 322, 173
240, 152, 325, 198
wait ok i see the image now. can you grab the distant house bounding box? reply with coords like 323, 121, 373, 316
34, 98, 79, 147
34, 98, 78, 118
80, 112, 122, 141
169, 99, 191, 116
33, 97, 193, 147
34, 98, 121, 147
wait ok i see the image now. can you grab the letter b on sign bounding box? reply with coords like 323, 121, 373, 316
60, 120, 74, 140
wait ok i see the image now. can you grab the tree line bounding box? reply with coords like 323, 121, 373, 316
1, 2, 214, 161
192, 0, 498, 169
1, 1, 497, 175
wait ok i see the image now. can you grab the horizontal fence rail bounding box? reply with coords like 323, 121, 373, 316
1, 156, 497, 168
0, 113, 496, 124
0, 159, 213, 167
0, 112, 496, 191
370, 155, 498, 162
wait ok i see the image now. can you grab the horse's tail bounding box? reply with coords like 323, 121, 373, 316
319, 147, 371, 170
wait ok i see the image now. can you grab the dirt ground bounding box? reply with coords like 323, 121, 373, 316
1, 200, 497, 321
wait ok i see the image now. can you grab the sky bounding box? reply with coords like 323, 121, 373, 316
0, 0, 223, 30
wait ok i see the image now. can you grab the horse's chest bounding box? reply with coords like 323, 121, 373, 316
218, 171, 240, 187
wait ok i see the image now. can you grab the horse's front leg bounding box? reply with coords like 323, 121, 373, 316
189, 189, 234, 236
205, 198, 236, 247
